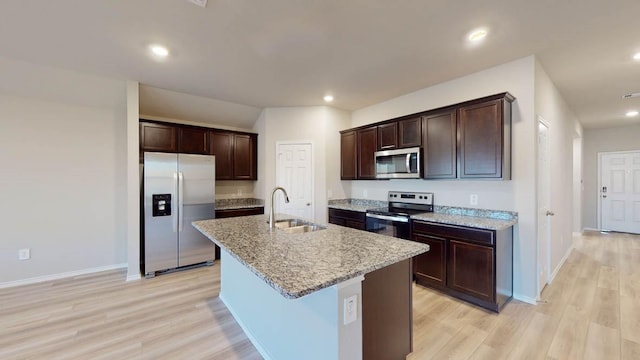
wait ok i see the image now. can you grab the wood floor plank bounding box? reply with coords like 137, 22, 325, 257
622, 338, 640, 360
583, 322, 621, 360
1, 231, 638, 359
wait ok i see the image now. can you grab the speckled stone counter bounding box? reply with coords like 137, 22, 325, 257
327, 198, 387, 213
215, 198, 264, 210
193, 214, 429, 299
412, 206, 518, 230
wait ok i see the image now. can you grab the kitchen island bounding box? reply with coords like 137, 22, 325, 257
193, 215, 429, 360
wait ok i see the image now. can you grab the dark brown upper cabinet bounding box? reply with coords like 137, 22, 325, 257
340, 130, 358, 180
458, 93, 514, 179
140, 121, 177, 153
338, 92, 514, 181
210, 130, 257, 181
178, 127, 209, 154
210, 131, 234, 180
233, 134, 257, 180
398, 117, 422, 148
377, 122, 398, 150
357, 127, 378, 179
422, 109, 457, 179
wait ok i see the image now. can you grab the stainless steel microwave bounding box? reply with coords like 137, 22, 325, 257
374, 147, 421, 179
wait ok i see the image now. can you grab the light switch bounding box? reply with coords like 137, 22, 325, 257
343, 295, 357, 325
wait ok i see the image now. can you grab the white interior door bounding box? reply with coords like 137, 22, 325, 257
537, 119, 552, 295
600, 151, 640, 234
276, 142, 314, 220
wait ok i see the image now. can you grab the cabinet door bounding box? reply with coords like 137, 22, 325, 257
458, 99, 504, 178
398, 117, 422, 148
140, 122, 177, 153
422, 110, 457, 179
357, 127, 378, 179
340, 131, 358, 180
233, 134, 257, 180
447, 240, 494, 303
178, 127, 209, 154
377, 122, 397, 150
210, 131, 233, 180
412, 233, 447, 288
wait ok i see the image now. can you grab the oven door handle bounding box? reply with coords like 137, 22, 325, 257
366, 213, 409, 223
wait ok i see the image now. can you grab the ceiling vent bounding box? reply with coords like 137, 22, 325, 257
188, 0, 207, 8
622, 92, 640, 99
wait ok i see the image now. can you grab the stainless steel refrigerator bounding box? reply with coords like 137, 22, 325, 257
143, 152, 216, 276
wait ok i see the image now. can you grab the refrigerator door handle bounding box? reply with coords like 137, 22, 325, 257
178, 172, 184, 232
173, 172, 178, 232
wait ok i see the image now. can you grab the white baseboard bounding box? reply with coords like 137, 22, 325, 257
549, 245, 573, 284
583, 227, 599, 232
0, 263, 127, 289
126, 271, 142, 282
513, 293, 537, 305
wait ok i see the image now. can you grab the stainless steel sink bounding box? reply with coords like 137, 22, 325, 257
269, 219, 327, 233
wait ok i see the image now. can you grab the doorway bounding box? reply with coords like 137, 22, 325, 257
537, 117, 551, 296
275, 142, 314, 221
598, 150, 640, 234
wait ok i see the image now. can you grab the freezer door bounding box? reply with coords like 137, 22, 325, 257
177, 153, 216, 267
144, 153, 179, 273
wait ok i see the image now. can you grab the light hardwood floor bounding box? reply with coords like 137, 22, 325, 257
1, 231, 639, 359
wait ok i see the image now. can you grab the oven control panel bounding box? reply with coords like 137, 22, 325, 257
388, 191, 433, 205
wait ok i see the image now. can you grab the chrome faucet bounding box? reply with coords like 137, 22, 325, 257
269, 186, 290, 229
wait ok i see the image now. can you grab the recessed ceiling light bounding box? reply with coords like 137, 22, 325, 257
626, 110, 639, 117
633, 52, 640, 61
149, 45, 169, 58
467, 28, 488, 42
323, 95, 334, 103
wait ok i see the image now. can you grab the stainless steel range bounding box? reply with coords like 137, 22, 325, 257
365, 191, 434, 240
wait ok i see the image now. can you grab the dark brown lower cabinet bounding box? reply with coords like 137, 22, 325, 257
412, 220, 513, 312
362, 258, 412, 360
412, 233, 447, 289
213, 207, 264, 259
328, 208, 366, 230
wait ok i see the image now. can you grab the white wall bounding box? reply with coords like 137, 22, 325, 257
534, 60, 582, 282
0, 58, 128, 284
254, 106, 351, 224
351, 56, 539, 302
582, 125, 640, 229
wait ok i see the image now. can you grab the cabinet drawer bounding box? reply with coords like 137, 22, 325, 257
328, 208, 366, 222
413, 221, 494, 246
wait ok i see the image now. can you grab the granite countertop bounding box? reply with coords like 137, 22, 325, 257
412, 205, 518, 230
328, 198, 518, 231
327, 198, 387, 213
215, 198, 264, 210
193, 215, 429, 299
411, 213, 517, 230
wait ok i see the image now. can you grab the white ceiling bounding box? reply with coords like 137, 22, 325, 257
1, 0, 639, 129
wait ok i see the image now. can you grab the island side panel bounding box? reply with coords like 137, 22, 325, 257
362, 258, 413, 360
218, 250, 363, 360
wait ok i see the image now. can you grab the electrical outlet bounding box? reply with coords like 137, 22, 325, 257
18, 248, 30, 260
470, 194, 478, 206
343, 295, 357, 325
327, 189, 333, 199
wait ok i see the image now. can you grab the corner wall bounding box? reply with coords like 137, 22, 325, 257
254, 106, 351, 224
534, 60, 582, 283
582, 125, 640, 229
350, 56, 538, 302
0, 57, 128, 284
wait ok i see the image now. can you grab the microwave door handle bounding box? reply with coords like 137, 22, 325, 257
406, 153, 411, 173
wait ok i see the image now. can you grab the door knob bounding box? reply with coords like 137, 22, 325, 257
546, 211, 555, 216
306, 203, 311, 206
602, 195, 607, 198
